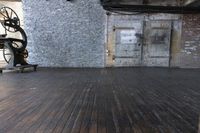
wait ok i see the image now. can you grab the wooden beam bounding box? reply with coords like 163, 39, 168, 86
102, 3, 200, 14
0, 0, 21, 2
184, 0, 200, 7
184, 0, 197, 5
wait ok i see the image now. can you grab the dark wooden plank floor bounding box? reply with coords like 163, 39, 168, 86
0, 68, 200, 133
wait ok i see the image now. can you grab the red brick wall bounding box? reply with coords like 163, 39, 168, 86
180, 15, 200, 68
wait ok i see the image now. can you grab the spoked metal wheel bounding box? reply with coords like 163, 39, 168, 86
3, 45, 13, 64
3, 42, 28, 64
3, 42, 20, 64
0, 6, 20, 32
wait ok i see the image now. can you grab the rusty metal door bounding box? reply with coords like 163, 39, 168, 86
143, 21, 172, 67
112, 21, 143, 67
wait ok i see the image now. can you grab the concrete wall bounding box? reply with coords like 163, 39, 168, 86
22, 0, 105, 67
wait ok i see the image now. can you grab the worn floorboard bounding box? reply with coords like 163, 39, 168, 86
0, 68, 200, 133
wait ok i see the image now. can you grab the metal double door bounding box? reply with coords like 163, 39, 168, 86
110, 20, 171, 67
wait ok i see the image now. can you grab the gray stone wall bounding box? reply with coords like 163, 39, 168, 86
22, 0, 105, 67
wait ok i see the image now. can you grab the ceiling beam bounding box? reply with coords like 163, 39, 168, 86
184, 0, 200, 7
0, 0, 21, 1
102, 3, 200, 14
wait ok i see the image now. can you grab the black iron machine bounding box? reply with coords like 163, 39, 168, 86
0, 6, 37, 72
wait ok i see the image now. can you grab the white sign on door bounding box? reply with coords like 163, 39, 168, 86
120, 30, 137, 44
